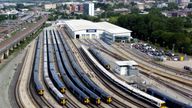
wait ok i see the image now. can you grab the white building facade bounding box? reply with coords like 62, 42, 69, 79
57, 19, 132, 42
83, 2, 94, 16
115, 61, 139, 76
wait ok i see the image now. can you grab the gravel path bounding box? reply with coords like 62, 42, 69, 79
162, 59, 192, 69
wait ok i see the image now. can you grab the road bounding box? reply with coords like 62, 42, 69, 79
0, 45, 27, 108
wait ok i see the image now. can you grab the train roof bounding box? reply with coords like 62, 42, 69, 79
149, 87, 192, 106
81, 45, 165, 106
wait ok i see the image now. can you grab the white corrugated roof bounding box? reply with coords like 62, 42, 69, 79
64, 19, 100, 31
115, 61, 138, 66
62, 19, 132, 34
96, 22, 132, 34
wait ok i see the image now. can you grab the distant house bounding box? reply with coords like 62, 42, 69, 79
44, 4, 56, 10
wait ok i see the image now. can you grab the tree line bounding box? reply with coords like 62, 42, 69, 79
0, 14, 17, 22
111, 10, 192, 55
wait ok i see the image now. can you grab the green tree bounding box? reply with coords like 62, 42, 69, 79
166, 17, 183, 32
114, 12, 192, 54
130, 7, 140, 14
16, 3, 24, 10
109, 16, 118, 24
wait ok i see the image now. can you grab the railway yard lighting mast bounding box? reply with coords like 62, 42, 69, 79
172, 43, 175, 52
163, 41, 165, 47
7, 12, 10, 38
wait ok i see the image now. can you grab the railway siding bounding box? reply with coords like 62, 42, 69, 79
38, 32, 61, 108
112, 44, 192, 87
17, 40, 38, 108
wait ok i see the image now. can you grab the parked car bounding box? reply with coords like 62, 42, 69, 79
165, 51, 174, 57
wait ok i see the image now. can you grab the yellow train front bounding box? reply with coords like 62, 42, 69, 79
37, 89, 44, 96
91, 97, 101, 105
60, 88, 66, 94
34, 79, 44, 96
160, 102, 167, 108
106, 96, 112, 103
84, 98, 90, 104
60, 98, 67, 106
105, 64, 111, 70
102, 95, 112, 104
96, 98, 101, 105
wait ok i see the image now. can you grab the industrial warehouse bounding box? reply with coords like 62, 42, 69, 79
56, 19, 132, 42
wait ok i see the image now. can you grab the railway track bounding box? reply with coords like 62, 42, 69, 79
80, 50, 136, 108
97, 39, 192, 98
83, 39, 192, 106
111, 98, 132, 108
85, 39, 134, 82
75, 40, 150, 108
116, 44, 192, 85
60, 29, 116, 108
15, 49, 28, 108
34, 35, 56, 108
39, 34, 56, 108
84, 39, 124, 60
110, 43, 192, 100
58, 28, 109, 108
61, 28, 160, 108
80, 50, 150, 108
65, 94, 81, 108
121, 44, 192, 78
15, 41, 40, 108
91, 39, 192, 92
141, 72, 192, 100
29, 79, 54, 108
0, 16, 47, 56
36, 33, 63, 108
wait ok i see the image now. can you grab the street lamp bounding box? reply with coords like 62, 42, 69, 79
163, 41, 165, 47
172, 43, 175, 52
7, 12, 11, 38
155, 38, 157, 45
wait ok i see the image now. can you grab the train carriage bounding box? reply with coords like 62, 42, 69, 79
43, 28, 67, 106
81, 45, 167, 108
32, 36, 44, 96
89, 47, 111, 70
47, 30, 66, 94
52, 29, 92, 104
56, 30, 112, 104
147, 88, 192, 108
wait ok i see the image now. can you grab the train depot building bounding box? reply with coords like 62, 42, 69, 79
57, 19, 132, 43
115, 61, 139, 76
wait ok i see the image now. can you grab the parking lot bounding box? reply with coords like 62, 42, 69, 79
131, 42, 187, 61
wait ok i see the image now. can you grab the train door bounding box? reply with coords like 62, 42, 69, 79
76, 34, 80, 39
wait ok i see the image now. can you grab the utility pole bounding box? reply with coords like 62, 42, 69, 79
172, 43, 175, 52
